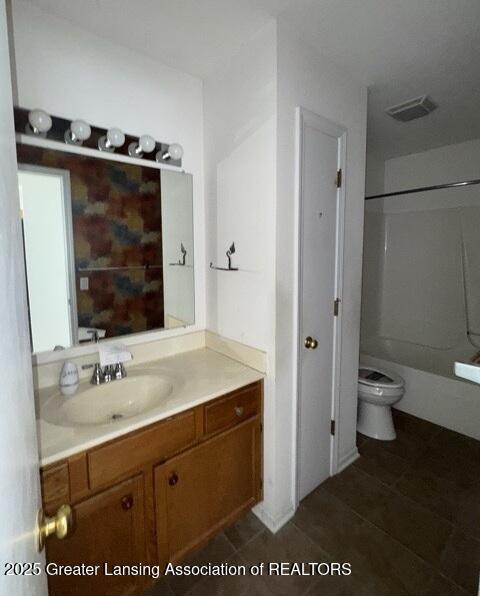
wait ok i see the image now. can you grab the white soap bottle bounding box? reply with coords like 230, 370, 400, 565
59, 361, 79, 396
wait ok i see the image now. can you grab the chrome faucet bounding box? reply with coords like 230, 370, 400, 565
90, 363, 104, 385
90, 362, 128, 385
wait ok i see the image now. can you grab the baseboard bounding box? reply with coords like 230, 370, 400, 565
337, 446, 360, 473
252, 503, 296, 534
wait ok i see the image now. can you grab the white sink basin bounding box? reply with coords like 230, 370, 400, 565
41, 370, 175, 427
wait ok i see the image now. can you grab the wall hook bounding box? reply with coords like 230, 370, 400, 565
210, 242, 239, 271
169, 242, 187, 266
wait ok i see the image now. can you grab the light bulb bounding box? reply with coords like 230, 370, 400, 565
71, 120, 91, 141
167, 143, 183, 160
99, 127, 125, 152
139, 135, 155, 153
107, 128, 125, 147
27, 109, 52, 135
65, 119, 91, 145
157, 142, 184, 162
128, 134, 156, 157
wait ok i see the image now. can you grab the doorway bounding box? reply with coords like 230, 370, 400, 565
18, 165, 77, 352
295, 107, 346, 502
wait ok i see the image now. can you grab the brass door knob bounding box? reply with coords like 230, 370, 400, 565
36, 504, 73, 552
304, 336, 318, 349
234, 406, 244, 417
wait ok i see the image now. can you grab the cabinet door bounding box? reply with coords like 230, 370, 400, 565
47, 475, 146, 596
155, 416, 261, 563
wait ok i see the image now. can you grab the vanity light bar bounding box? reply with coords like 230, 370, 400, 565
14, 107, 183, 167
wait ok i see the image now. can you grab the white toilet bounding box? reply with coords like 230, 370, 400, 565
357, 365, 405, 440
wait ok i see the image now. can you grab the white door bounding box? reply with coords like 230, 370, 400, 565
297, 108, 345, 502
0, 2, 47, 594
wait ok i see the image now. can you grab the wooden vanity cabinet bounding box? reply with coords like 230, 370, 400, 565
155, 416, 262, 563
46, 476, 146, 596
40, 381, 263, 595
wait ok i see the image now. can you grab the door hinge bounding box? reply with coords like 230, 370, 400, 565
330, 420, 336, 435
260, 422, 263, 433
336, 169, 342, 188
334, 298, 341, 317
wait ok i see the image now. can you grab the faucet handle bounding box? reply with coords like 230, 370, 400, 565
103, 365, 114, 383
90, 363, 104, 385
114, 362, 127, 380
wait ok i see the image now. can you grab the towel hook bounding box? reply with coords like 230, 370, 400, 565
210, 242, 239, 271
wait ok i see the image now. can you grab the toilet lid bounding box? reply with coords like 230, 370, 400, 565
358, 366, 404, 389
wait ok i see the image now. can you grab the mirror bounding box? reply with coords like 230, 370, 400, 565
17, 143, 194, 354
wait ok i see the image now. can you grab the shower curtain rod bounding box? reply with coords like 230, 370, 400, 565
365, 177, 480, 200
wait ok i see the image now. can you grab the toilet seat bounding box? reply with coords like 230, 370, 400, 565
358, 366, 404, 390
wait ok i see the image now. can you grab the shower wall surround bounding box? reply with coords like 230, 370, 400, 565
362, 184, 480, 354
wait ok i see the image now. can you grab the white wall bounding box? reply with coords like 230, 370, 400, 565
0, 1, 46, 592
384, 138, 480, 192
365, 151, 385, 196
11, 0, 206, 332
203, 22, 278, 526
275, 22, 367, 513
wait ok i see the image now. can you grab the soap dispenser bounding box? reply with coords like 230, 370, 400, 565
59, 361, 79, 396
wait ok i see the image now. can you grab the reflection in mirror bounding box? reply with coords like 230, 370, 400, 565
17, 144, 194, 354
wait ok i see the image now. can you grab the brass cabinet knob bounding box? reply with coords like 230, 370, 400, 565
121, 495, 134, 511
168, 472, 179, 486
234, 406, 244, 417
36, 504, 73, 552
304, 336, 318, 349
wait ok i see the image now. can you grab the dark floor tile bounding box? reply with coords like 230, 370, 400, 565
325, 466, 453, 565
166, 533, 236, 596
431, 428, 480, 464
321, 465, 391, 518
439, 528, 480, 594
414, 446, 480, 490
224, 511, 265, 550
392, 409, 442, 442
294, 487, 436, 595
375, 426, 430, 462
396, 465, 480, 541
454, 488, 480, 541
185, 552, 273, 596
366, 486, 453, 566
239, 522, 326, 595
144, 577, 175, 595
305, 570, 383, 596
356, 433, 370, 448
423, 573, 469, 596
354, 439, 411, 486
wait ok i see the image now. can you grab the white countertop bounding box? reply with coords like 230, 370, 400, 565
37, 348, 264, 466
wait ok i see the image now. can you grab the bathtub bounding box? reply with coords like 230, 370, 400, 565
361, 337, 480, 441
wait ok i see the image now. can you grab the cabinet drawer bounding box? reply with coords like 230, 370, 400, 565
41, 463, 70, 515
204, 383, 261, 437
88, 410, 196, 489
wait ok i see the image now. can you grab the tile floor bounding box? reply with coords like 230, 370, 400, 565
146, 410, 480, 595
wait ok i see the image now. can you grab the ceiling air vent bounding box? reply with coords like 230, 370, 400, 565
385, 95, 437, 122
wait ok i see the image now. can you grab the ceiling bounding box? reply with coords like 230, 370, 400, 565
17, 0, 480, 160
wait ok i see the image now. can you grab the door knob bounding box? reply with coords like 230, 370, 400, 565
36, 504, 73, 552
168, 472, 179, 486
304, 336, 318, 349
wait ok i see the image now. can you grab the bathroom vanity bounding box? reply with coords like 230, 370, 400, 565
37, 349, 263, 595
